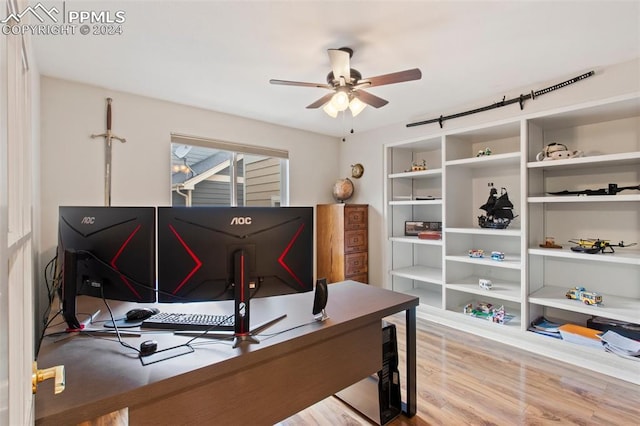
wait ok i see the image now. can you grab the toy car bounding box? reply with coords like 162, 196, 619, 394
469, 249, 484, 258
479, 279, 493, 290
491, 251, 505, 261
565, 286, 603, 305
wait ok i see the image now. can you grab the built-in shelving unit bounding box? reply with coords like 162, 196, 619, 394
384, 94, 640, 384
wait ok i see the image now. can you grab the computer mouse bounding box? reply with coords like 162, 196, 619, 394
126, 307, 159, 321
139, 340, 158, 357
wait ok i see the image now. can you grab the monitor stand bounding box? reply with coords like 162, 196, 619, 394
62, 249, 83, 331
175, 250, 286, 348
174, 250, 287, 347
232, 249, 257, 348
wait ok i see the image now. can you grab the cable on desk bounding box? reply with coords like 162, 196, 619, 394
36, 253, 63, 355
255, 320, 319, 341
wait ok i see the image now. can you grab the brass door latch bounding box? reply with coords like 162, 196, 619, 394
32, 362, 65, 395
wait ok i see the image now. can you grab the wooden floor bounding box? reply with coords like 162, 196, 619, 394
84, 316, 639, 425
279, 316, 640, 426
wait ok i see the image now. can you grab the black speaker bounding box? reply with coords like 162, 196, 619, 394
312, 278, 329, 321
335, 321, 401, 425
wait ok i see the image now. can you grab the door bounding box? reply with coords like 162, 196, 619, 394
1, 0, 36, 422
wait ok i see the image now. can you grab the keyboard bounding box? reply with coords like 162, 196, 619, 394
141, 312, 235, 331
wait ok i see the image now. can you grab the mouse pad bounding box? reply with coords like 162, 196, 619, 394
104, 318, 143, 328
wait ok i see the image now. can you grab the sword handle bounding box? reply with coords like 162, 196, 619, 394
106, 98, 112, 132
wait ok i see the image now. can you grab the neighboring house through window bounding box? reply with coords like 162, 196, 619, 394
170, 134, 288, 207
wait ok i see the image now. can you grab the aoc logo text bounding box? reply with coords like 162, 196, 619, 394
81, 217, 96, 225
230, 217, 252, 225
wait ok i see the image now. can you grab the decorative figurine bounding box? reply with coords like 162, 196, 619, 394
478, 186, 517, 229
476, 147, 492, 157
539, 237, 562, 249
565, 286, 603, 306
410, 159, 427, 172
350, 163, 364, 179
535, 142, 583, 161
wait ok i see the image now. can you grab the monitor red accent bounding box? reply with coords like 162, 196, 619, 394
278, 223, 306, 288
167, 224, 203, 295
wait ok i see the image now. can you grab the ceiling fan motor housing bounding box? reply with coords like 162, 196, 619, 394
326, 69, 362, 87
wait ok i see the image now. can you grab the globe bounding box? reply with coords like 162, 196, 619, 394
332, 178, 354, 202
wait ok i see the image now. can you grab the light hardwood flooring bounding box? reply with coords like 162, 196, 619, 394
279, 316, 639, 426
82, 316, 639, 425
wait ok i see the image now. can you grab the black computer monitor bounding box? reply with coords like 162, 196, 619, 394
157, 206, 314, 303
57, 206, 156, 329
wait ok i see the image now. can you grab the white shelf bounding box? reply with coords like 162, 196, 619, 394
389, 199, 443, 206
389, 236, 443, 246
385, 94, 640, 384
527, 151, 640, 170
445, 254, 522, 270
529, 247, 640, 266
445, 152, 521, 168
529, 194, 640, 203
388, 168, 443, 179
446, 277, 521, 303
397, 287, 441, 309
529, 285, 639, 324
416, 305, 640, 386
446, 227, 522, 237
390, 265, 442, 285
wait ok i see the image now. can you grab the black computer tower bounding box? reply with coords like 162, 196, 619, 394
335, 321, 402, 425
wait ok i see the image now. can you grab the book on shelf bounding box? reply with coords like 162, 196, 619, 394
599, 330, 640, 360
530, 316, 563, 333
527, 327, 562, 339
558, 324, 603, 349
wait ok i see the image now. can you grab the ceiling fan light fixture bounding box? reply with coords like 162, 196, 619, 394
348, 97, 367, 117
322, 102, 339, 118
330, 90, 350, 112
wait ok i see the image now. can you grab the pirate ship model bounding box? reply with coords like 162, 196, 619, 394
478, 186, 517, 229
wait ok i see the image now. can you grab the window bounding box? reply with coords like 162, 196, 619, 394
170, 134, 289, 207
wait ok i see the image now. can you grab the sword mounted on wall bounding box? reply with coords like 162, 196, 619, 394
91, 98, 126, 206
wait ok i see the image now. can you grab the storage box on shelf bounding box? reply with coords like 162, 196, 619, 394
384, 93, 640, 384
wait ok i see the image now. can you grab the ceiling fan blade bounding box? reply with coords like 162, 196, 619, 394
269, 79, 332, 89
328, 48, 351, 82
355, 90, 388, 108
306, 92, 335, 109
359, 68, 422, 88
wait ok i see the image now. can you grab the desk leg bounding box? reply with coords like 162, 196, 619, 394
402, 306, 417, 417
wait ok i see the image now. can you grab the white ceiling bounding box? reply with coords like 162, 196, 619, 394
32, 1, 640, 137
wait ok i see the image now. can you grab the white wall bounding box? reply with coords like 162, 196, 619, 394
39, 58, 640, 292
341, 58, 640, 288
39, 76, 340, 269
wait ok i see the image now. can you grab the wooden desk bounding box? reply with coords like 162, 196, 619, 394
35, 281, 418, 425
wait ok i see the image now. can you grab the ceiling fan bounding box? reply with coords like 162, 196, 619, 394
269, 47, 422, 118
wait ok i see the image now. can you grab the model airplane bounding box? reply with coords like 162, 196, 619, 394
569, 238, 637, 254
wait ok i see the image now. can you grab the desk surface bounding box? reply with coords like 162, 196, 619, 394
36, 281, 418, 425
